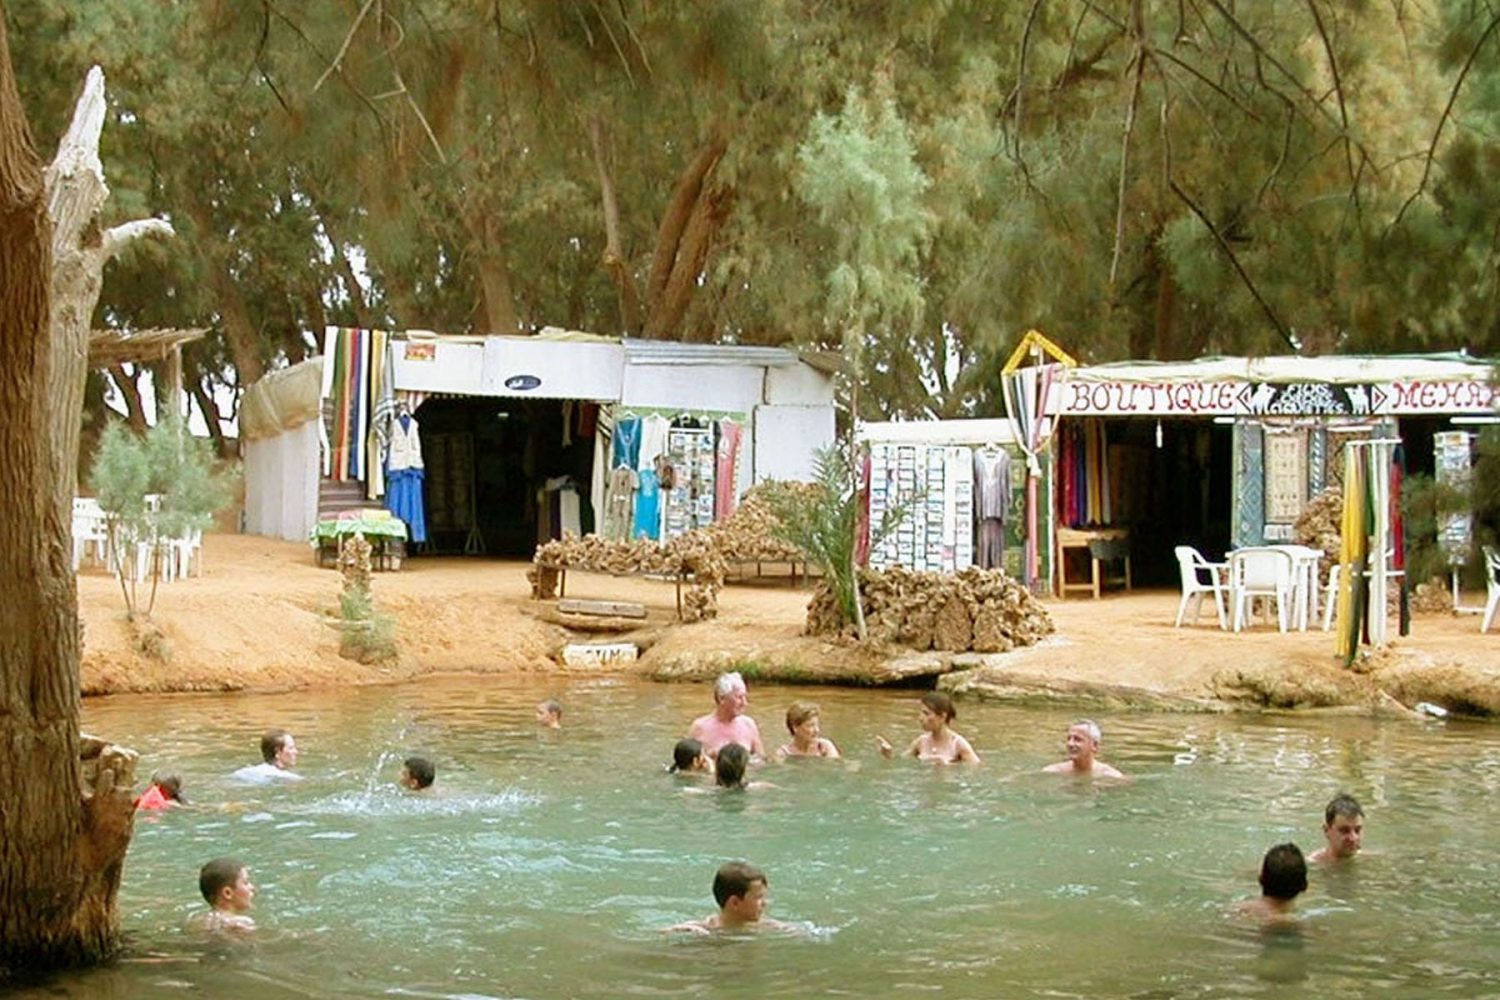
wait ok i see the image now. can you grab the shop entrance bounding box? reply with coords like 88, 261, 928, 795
1102, 418, 1233, 585
414, 397, 595, 558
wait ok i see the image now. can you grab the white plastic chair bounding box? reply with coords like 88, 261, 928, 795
1228, 547, 1295, 633
1173, 545, 1227, 628
71, 498, 109, 571
1483, 546, 1500, 634
167, 528, 203, 579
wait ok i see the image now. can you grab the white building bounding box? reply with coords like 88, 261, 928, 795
240, 328, 838, 554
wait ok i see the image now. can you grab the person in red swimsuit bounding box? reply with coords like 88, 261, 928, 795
135, 772, 186, 811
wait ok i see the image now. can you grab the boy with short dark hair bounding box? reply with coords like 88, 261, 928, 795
666, 861, 790, 934
400, 755, 435, 790
194, 857, 256, 932
1238, 843, 1308, 923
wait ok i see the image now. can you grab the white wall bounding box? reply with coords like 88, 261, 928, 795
480, 338, 623, 399
753, 405, 836, 483
390, 340, 486, 394
244, 421, 320, 542
765, 364, 832, 405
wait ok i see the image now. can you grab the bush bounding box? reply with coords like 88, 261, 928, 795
89, 417, 233, 619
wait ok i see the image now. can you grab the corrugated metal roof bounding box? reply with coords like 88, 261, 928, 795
621, 338, 803, 367
1070, 352, 1496, 384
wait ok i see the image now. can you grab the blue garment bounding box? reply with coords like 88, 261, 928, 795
611, 417, 642, 471
633, 469, 660, 540
385, 467, 427, 544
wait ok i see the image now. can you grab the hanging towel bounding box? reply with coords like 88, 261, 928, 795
714, 420, 742, 519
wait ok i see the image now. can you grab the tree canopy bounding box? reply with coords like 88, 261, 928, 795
7, 0, 1499, 425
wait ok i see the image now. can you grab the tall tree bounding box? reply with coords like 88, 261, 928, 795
0, 4, 137, 978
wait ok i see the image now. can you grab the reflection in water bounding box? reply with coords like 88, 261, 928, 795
7, 680, 1493, 999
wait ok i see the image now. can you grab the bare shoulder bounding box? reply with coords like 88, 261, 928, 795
192, 910, 255, 934
664, 917, 716, 935
955, 735, 981, 763
1041, 761, 1070, 774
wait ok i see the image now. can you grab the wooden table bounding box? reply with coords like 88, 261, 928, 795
1055, 526, 1131, 599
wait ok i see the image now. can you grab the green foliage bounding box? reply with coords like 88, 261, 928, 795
337, 587, 398, 665
89, 418, 234, 617
10, 0, 1500, 431
758, 445, 909, 631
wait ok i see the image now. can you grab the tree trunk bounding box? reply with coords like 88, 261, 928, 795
184, 195, 266, 385
382, 266, 423, 331
106, 364, 148, 434
0, 15, 137, 975
647, 182, 734, 342
43, 67, 172, 509
587, 114, 641, 336
463, 211, 521, 335
643, 134, 727, 339
183, 349, 230, 457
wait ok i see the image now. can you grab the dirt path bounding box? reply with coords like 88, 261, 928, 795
77, 534, 1500, 715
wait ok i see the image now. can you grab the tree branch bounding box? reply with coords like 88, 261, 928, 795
1304, 0, 1360, 217
101, 218, 174, 259
1160, 97, 1297, 351
1393, 10, 1500, 226
314, 0, 377, 92
1110, 0, 1147, 287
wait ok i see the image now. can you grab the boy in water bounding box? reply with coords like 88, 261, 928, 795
669, 738, 713, 776
1237, 843, 1308, 924
876, 691, 981, 764
666, 861, 790, 934
135, 772, 186, 811
536, 699, 563, 729
776, 701, 841, 759
1308, 793, 1364, 863
399, 755, 435, 791
193, 857, 257, 933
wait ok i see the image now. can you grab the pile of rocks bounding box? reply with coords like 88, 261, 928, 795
529, 533, 727, 622
1294, 487, 1343, 576
805, 565, 1053, 652
702, 482, 816, 562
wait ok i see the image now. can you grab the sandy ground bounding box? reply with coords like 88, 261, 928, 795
77, 534, 1500, 714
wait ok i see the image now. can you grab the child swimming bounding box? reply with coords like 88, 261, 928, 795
135, 772, 186, 811
669, 738, 713, 776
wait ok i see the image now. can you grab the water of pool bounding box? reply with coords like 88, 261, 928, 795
20, 676, 1500, 998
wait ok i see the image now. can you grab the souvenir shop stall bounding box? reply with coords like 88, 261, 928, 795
592, 338, 837, 546
1046, 353, 1499, 591
241, 328, 838, 563
857, 420, 1032, 579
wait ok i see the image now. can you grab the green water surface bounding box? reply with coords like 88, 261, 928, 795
18, 677, 1500, 998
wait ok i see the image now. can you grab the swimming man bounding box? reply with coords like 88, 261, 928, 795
686, 671, 765, 758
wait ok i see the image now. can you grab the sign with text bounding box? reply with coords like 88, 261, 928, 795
1052, 378, 1498, 417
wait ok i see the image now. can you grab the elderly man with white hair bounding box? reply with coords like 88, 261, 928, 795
686, 671, 765, 759
1043, 719, 1126, 779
